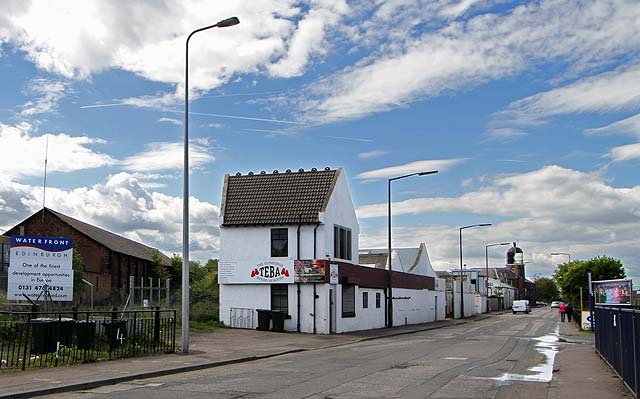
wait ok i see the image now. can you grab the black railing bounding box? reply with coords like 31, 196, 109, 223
595, 306, 639, 398
0, 308, 176, 371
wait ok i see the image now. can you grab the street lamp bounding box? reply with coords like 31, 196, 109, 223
387, 170, 438, 328
183, 16, 239, 354
550, 252, 571, 263
459, 223, 491, 318
485, 242, 510, 312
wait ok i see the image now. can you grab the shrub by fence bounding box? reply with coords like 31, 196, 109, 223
595, 306, 640, 398
0, 308, 175, 371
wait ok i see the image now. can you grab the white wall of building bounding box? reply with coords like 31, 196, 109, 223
335, 285, 386, 333
318, 171, 359, 262
452, 282, 477, 319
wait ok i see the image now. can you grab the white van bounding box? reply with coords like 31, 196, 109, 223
512, 300, 530, 314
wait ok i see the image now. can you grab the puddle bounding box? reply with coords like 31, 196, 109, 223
477, 324, 560, 383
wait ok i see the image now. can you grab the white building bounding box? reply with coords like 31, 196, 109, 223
218, 168, 441, 334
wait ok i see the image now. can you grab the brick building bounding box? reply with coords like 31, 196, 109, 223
4, 208, 170, 304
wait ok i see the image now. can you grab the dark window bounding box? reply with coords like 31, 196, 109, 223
333, 225, 352, 260
376, 292, 381, 308
363, 291, 368, 309
271, 228, 288, 257
271, 284, 288, 314
342, 284, 355, 317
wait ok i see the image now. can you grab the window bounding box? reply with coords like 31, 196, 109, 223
363, 292, 369, 309
342, 284, 355, 317
271, 228, 288, 257
333, 225, 352, 260
376, 292, 381, 308
271, 284, 289, 314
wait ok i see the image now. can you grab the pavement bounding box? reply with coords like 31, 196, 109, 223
550, 318, 631, 398
0, 317, 470, 399
1, 310, 630, 399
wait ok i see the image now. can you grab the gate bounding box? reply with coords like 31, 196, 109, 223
595, 306, 639, 398
230, 307, 255, 329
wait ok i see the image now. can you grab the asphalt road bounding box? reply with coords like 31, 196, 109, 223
43, 308, 565, 399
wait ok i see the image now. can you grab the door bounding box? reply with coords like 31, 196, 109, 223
329, 288, 337, 334
434, 295, 438, 321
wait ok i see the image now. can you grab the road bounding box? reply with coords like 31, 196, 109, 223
43, 308, 567, 399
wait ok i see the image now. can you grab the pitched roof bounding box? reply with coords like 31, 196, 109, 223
220, 168, 340, 226
6, 208, 170, 264
48, 209, 170, 264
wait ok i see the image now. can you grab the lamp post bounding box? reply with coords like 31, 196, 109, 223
459, 223, 491, 318
485, 242, 509, 312
183, 16, 239, 354
550, 252, 571, 263
387, 170, 438, 328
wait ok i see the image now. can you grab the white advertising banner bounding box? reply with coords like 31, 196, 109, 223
329, 264, 339, 284
581, 310, 595, 330
218, 259, 294, 284
7, 235, 74, 301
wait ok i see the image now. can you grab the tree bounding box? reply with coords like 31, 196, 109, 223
553, 256, 625, 308
535, 277, 559, 303
72, 251, 86, 298
149, 249, 168, 280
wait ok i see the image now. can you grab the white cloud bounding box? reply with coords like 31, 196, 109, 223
0, 122, 116, 179
585, 113, 640, 138
484, 127, 528, 140
608, 143, 640, 162
357, 165, 640, 277
20, 78, 67, 116
122, 141, 215, 172
357, 165, 640, 222
267, 1, 349, 78
499, 65, 640, 125
0, 173, 219, 260
0, 1, 349, 93
158, 117, 183, 126
460, 178, 473, 188
356, 159, 467, 180
358, 150, 388, 160
297, 0, 640, 124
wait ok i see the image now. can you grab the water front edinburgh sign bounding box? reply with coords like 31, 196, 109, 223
7, 235, 74, 301
218, 259, 294, 284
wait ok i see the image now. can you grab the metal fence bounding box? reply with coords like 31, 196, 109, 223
0, 308, 176, 371
229, 307, 255, 329
595, 306, 639, 398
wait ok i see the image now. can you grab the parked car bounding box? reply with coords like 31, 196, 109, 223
512, 300, 531, 314
550, 301, 562, 308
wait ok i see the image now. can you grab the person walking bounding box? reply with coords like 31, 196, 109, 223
566, 303, 573, 322
559, 302, 567, 322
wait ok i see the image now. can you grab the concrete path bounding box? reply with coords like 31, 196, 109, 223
0, 318, 465, 399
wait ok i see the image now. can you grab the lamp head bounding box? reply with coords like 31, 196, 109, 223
418, 170, 438, 176
216, 17, 240, 27
479, 223, 492, 227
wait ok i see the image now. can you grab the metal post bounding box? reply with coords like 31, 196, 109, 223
485, 245, 489, 313
149, 277, 153, 306
387, 178, 393, 328
588, 272, 594, 332
141, 277, 145, 308
181, 17, 240, 352
165, 279, 170, 308
459, 228, 463, 318
129, 276, 134, 307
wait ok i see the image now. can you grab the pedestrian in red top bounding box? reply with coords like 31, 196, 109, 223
559, 303, 567, 322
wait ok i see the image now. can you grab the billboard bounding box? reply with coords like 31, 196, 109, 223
593, 279, 632, 305
7, 235, 74, 301
294, 260, 326, 283
218, 259, 294, 284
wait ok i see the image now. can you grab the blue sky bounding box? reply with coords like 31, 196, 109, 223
1, 0, 639, 280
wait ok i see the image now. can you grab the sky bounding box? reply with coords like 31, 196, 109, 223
0, 0, 639, 281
